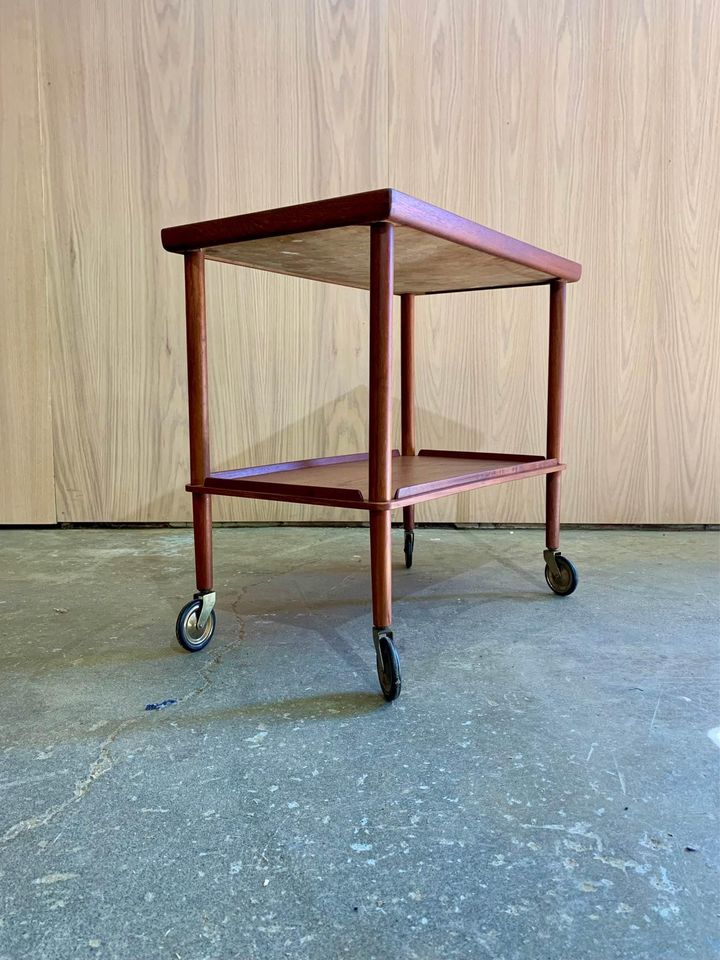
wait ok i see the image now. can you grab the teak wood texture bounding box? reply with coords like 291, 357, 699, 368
184, 252, 213, 591
2, 0, 719, 524
192, 452, 563, 511
162, 190, 581, 293
172, 199, 571, 634
172, 191, 570, 564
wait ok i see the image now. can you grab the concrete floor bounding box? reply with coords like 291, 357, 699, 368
0, 527, 718, 960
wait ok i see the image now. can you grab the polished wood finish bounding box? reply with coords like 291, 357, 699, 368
184, 252, 213, 591
403, 462, 565, 507
419, 450, 550, 463
211, 451, 381, 483
189, 461, 564, 511
162, 190, 581, 293
546, 280, 565, 550
169, 181, 580, 628
173, 187, 575, 613
368, 223, 395, 627
401, 293, 416, 534
191, 452, 563, 511
175, 182, 575, 629
400, 294, 415, 457
191, 493, 213, 592
370, 511, 392, 626
184, 254, 210, 486
162, 190, 392, 254
368, 224, 395, 503
546, 281, 566, 464
388, 192, 580, 284
394, 456, 562, 500
0, 0, 55, 523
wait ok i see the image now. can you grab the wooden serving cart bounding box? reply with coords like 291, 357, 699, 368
161, 189, 581, 702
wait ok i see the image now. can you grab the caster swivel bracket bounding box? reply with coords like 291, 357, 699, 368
543, 549, 562, 578
193, 590, 216, 630
373, 626, 394, 657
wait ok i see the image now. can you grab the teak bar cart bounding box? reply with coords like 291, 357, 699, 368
161, 189, 582, 702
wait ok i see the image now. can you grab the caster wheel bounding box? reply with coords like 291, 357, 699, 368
404, 530, 414, 569
544, 555, 578, 596
176, 598, 217, 651
375, 631, 402, 702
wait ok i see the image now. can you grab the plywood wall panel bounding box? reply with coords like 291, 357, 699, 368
389, 0, 571, 523
5, 0, 717, 524
389, 0, 719, 524
38, 0, 387, 521
653, 0, 720, 523
0, 0, 55, 523
207, 0, 388, 522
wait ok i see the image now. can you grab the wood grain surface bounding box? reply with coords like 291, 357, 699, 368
36, 0, 388, 522
197, 453, 561, 510
163, 187, 581, 287
389, 0, 720, 524
0, 0, 55, 523
1, 0, 718, 523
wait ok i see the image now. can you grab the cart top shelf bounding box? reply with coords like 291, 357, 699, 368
161, 189, 581, 295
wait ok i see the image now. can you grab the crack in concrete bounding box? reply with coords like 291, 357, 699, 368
1, 616, 246, 846
2, 546, 322, 848
174, 616, 246, 709
1, 716, 137, 844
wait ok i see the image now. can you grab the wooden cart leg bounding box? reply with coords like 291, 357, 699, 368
402, 508, 415, 536
545, 473, 561, 551
369, 222, 401, 699
401, 293, 415, 567
176, 251, 217, 650
545, 279, 565, 551
369, 222, 394, 622
543, 279, 578, 596
370, 510, 392, 627
192, 493, 213, 592
185, 251, 214, 593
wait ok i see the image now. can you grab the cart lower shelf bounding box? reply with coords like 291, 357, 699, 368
187, 449, 565, 510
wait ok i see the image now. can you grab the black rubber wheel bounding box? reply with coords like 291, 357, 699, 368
176, 598, 217, 651
544, 555, 579, 596
376, 633, 402, 702
404, 530, 414, 569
